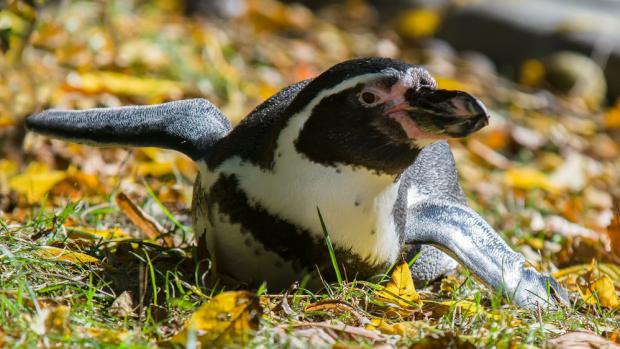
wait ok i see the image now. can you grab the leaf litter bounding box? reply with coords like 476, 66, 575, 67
0, 0, 619, 348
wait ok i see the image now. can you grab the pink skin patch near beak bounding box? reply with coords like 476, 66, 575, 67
365, 75, 446, 147
386, 109, 445, 145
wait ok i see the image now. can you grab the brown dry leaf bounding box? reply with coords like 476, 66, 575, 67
468, 139, 510, 169
109, 291, 136, 318
35, 246, 100, 265
375, 262, 420, 308
31, 305, 71, 337
114, 192, 170, 245
8, 162, 67, 203
170, 291, 261, 347
397, 9, 441, 39
503, 167, 560, 193
547, 331, 620, 349
606, 331, 620, 345
608, 209, 620, 259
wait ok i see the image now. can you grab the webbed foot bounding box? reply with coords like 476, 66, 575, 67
511, 267, 569, 309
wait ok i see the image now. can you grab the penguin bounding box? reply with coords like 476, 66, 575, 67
26, 57, 567, 309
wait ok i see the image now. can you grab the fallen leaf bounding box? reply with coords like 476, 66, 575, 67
170, 290, 261, 347
608, 208, 620, 259
366, 318, 429, 337
66, 226, 130, 241
375, 262, 420, 308
409, 332, 477, 349
0, 115, 15, 128
604, 99, 620, 129
78, 327, 131, 344
64, 71, 184, 103
553, 262, 620, 282
503, 167, 560, 193
547, 331, 620, 349
468, 139, 510, 169
109, 291, 136, 318
136, 161, 173, 177
425, 300, 486, 319
31, 305, 71, 337
520, 59, 545, 87
582, 275, 620, 308
8, 162, 67, 203
114, 192, 170, 245
397, 9, 440, 39
439, 300, 485, 317
35, 246, 100, 265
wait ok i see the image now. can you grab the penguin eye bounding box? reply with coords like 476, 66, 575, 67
359, 91, 379, 106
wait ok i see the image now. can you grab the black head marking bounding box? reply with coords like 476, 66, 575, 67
207, 57, 488, 175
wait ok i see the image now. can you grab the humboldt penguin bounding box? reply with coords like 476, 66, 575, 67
26, 57, 567, 309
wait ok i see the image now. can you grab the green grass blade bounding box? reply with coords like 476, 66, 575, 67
316, 207, 342, 285
143, 180, 192, 234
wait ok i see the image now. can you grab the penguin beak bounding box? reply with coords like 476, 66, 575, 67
406, 89, 490, 137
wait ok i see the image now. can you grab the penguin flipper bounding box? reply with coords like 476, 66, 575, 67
25, 98, 231, 160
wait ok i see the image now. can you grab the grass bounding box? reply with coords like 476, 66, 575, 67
0, 200, 618, 348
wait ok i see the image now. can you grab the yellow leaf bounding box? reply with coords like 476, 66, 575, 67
66, 72, 184, 103
31, 305, 71, 337
0, 116, 15, 128
0, 160, 18, 176
435, 76, 469, 93
375, 262, 420, 307
604, 99, 620, 129
170, 291, 261, 347
582, 275, 620, 308
8, 162, 67, 203
397, 9, 440, 39
439, 300, 485, 317
136, 161, 173, 177
520, 59, 545, 87
78, 327, 131, 344
67, 226, 130, 240
503, 167, 560, 193
366, 318, 428, 337
35, 246, 100, 265
554, 262, 620, 282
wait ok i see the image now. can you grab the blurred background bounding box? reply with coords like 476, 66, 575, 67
1, 0, 619, 270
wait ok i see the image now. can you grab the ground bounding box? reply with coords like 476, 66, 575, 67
0, 1, 619, 348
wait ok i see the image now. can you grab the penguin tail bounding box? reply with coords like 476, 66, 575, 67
25, 98, 232, 160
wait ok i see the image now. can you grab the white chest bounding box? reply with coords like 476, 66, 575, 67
199, 111, 403, 265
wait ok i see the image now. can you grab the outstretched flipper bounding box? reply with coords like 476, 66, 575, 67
405, 199, 568, 308
403, 142, 567, 308
26, 99, 232, 160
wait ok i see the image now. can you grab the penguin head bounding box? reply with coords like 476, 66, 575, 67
293, 58, 490, 174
